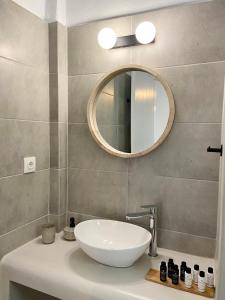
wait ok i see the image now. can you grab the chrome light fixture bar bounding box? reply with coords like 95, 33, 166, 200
98, 22, 156, 50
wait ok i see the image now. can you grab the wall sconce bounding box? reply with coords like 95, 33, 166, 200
98, 22, 156, 50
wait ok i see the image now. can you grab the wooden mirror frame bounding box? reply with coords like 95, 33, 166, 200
87, 64, 175, 158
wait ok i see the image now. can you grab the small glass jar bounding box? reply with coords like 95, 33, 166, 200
41, 223, 56, 244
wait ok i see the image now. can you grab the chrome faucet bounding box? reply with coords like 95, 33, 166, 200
126, 205, 158, 257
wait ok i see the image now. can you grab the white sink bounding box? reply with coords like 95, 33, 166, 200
74, 219, 151, 267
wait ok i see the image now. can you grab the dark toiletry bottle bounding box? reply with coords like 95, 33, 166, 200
172, 264, 179, 285
63, 217, 76, 241
160, 261, 167, 282
180, 261, 187, 281
168, 258, 174, 279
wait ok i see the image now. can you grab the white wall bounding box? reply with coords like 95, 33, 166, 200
12, 0, 67, 25
12, 0, 208, 26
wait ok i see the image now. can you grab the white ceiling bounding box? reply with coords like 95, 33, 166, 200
12, 0, 209, 26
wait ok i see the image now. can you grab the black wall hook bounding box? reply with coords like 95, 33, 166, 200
207, 145, 223, 156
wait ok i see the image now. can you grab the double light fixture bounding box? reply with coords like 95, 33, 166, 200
98, 22, 156, 50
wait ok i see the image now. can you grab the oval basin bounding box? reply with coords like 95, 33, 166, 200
74, 219, 151, 267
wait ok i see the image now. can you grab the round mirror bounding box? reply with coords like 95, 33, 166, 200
87, 65, 175, 158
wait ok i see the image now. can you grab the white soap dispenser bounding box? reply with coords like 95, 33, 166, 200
64, 217, 76, 241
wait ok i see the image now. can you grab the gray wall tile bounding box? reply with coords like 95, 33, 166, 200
0, 58, 49, 121
50, 169, 59, 215
49, 214, 66, 233
67, 212, 103, 224
50, 169, 67, 215
0, 120, 50, 177
68, 74, 102, 123
68, 123, 128, 172
68, 16, 132, 75
132, 1, 225, 68
0, 215, 48, 259
68, 168, 128, 219
156, 62, 225, 123
49, 22, 58, 74
0, 170, 49, 236
0, 0, 49, 71
158, 228, 216, 258
128, 173, 218, 238
49, 22, 68, 75
129, 123, 221, 181
59, 123, 68, 169
49, 74, 58, 122
50, 123, 59, 169
58, 74, 68, 123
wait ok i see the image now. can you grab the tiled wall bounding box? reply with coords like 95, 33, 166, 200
48, 22, 68, 232
68, 0, 225, 257
0, 0, 49, 258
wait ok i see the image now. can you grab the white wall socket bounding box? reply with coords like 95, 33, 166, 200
24, 157, 36, 174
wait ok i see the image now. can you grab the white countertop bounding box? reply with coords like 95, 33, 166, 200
0, 233, 215, 300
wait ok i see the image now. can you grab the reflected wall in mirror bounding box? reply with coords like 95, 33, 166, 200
88, 65, 175, 158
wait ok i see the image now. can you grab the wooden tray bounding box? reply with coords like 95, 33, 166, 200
145, 269, 215, 298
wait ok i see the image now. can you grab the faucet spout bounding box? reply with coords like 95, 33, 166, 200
126, 205, 158, 257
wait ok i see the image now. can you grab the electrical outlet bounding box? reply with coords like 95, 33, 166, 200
24, 157, 36, 174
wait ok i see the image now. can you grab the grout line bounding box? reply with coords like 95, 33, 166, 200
0, 55, 49, 74
66, 106, 69, 224
58, 123, 61, 215
68, 167, 129, 175
68, 166, 219, 183
50, 167, 67, 171
157, 228, 216, 241
50, 121, 68, 124
0, 168, 50, 181
49, 213, 66, 218
0, 214, 48, 239
0, 117, 50, 124
67, 121, 221, 125
67, 59, 225, 77
154, 60, 225, 70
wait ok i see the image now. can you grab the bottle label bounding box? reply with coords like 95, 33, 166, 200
198, 276, 206, 292
185, 273, 192, 288
207, 273, 214, 288
160, 270, 167, 282
193, 270, 199, 284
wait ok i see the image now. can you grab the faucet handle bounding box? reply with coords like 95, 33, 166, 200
140, 204, 158, 214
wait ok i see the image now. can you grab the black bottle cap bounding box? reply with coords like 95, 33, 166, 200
186, 267, 191, 274
174, 264, 179, 270
194, 264, 199, 271
161, 261, 166, 266
70, 217, 75, 228
181, 261, 186, 266
199, 271, 205, 277
168, 258, 174, 264
208, 267, 213, 274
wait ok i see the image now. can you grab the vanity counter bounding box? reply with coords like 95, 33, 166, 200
0, 234, 214, 300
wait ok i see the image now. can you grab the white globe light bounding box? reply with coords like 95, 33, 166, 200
135, 22, 156, 44
98, 28, 117, 49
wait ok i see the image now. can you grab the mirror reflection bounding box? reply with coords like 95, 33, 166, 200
96, 71, 170, 154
